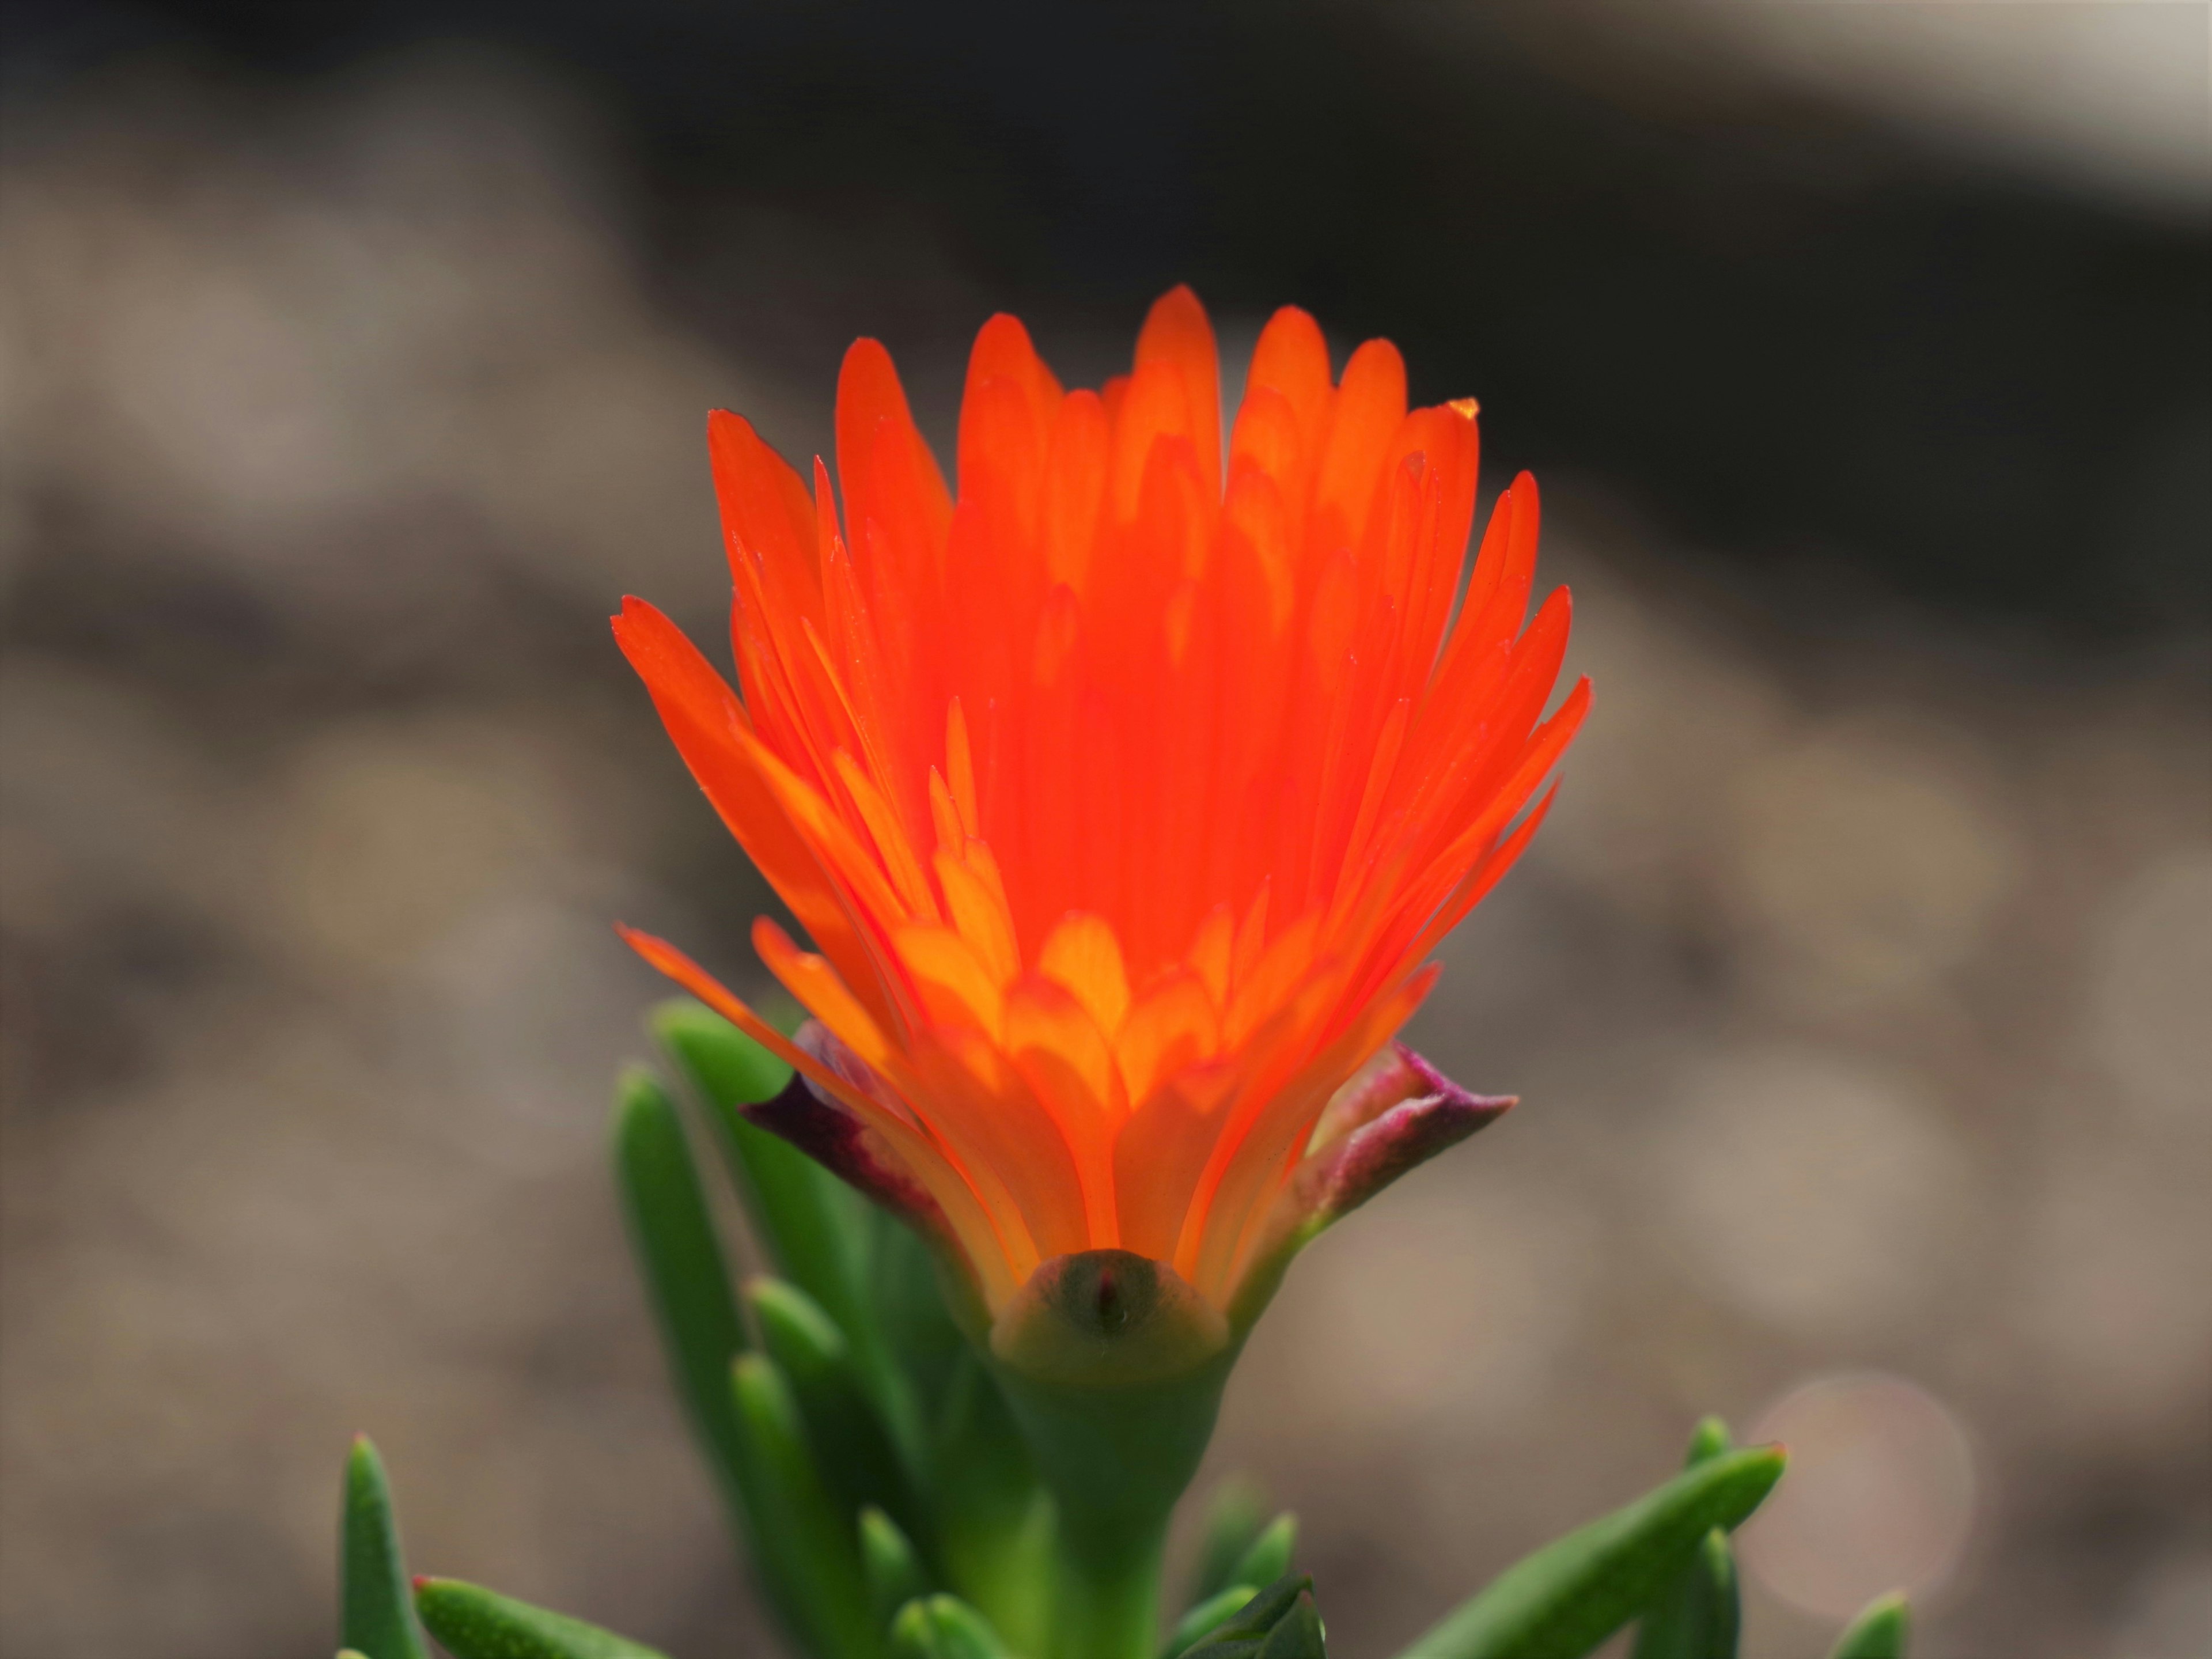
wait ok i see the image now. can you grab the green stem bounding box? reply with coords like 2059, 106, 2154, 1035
1048, 1509, 1166, 1659
975, 1252, 1243, 1659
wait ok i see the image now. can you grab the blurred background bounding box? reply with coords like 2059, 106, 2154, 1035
1, 3, 2206, 1656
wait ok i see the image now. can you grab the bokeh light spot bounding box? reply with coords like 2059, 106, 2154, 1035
1738, 1371, 1976, 1621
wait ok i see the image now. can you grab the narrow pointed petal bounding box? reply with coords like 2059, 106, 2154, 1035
620, 286, 1584, 1329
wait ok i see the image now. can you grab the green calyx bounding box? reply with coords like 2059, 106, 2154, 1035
987, 1249, 1231, 1388
980, 1251, 1244, 1659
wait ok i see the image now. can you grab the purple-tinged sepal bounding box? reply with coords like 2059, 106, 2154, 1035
743, 1021, 966, 1257
1228, 1043, 1513, 1331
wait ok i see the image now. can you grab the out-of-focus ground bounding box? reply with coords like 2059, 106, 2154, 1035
1, 16, 2206, 1659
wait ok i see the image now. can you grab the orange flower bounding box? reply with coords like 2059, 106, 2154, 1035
616, 287, 1586, 1321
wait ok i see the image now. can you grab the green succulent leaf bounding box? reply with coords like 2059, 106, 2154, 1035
862, 1505, 933, 1633
1683, 1417, 1731, 1468
1828, 1592, 1911, 1659
1188, 1478, 1269, 1608
1630, 1531, 1738, 1659
1227, 1514, 1298, 1595
654, 1000, 928, 1472
652, 1000, 855, 1304
866, 1206, 968, 1432
1632, 1419, 1741, 1659
611, 1065, 749, 1518
749, 1276, 919, 1534
413, 1578, 666, 1659
340, 1435, 428, 1659
1395, 1445, 1787, 1659
1165, 1585, 1259, 1657
887, 1594, 1014, 1659
1179, 1573, 1326, 1658
732, 1351, 882, 1659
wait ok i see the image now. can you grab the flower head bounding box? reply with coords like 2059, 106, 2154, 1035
617, 288, 1585, 1327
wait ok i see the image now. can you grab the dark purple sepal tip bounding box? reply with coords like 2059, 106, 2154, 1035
1293, 1043, 1513, 1229
738, 1021, 957, 1253
1229, 1043, 1511, 1330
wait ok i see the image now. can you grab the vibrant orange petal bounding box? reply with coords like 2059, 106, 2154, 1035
620, 289, 1585, 1316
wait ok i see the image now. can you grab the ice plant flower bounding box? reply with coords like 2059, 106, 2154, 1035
616, 286, 1584, 1339
617, 287, 1583, 1653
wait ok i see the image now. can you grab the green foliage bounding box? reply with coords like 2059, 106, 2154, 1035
1632, 1419, 1743, 1659
749, 1276, 921, 1537
1682, 1417, 1730, 1467
1394, 1446, 1787, 1659
414, 1578, 668, 1659
1165, 1585, 1260, 1656
328, 1012, 1899, 1659
647, 1001, 1057, 1647
610, 1066, 751, 1523
729, 1352, 882, 1658
1187, 1478, 1269, 1609
862, 1505, 934, 1633
1828, 1593, 1911, 1659
655, 999, 930, 1478
888, 1595, 1015, 1659
1177, 1573, 1326, 1658
1225, 1516, 1297, 1599
340, 1435, 428, 1659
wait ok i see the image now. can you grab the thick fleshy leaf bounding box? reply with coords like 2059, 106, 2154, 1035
413, 1578, 666, 1659
1631, 1533, 1737, 1659
888, 1594, 1014, 1659
1828, 1593, 1911, 1659
656, 1000, 929, 1470
862, 1505, 933, 1633
611, 1066, 751, 1520
1633, 1419, 1741, 1659
1394, 1446, 1787, 1659
749, 1276, 919, 1536
867, 1197, 969, 1430
653, 999, 859, 1300
340, 1435, 428, 1659
1226, 1514, 1298, 1597
1165, 1585, 1258, 1657
732, 1352, 882, 1659
1179, 1573, 1326, 1658
1682, 1417, 1730, 1466
1188, 1478, 1268, 1608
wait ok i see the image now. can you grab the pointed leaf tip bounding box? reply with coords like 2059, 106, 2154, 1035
1828, 1592, 1910, 1659
1189, 1476, 1270, 1608
414, 1577, 669, 1659
608, 1063, 752, 1535
1631, 1419, 1743, 1659
1165, 1584, 1260, 1656
1684, 1418, 1731, 1468
889, 1593, 1014, 1659
1396, 1445, 1785, 1659
728, 1351, 879, 1657
341, 1435, 429, 1659
861, 1504, 931, 1631
1229, 1513, 1298, 1593
1178, 1573, 1324, 1658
